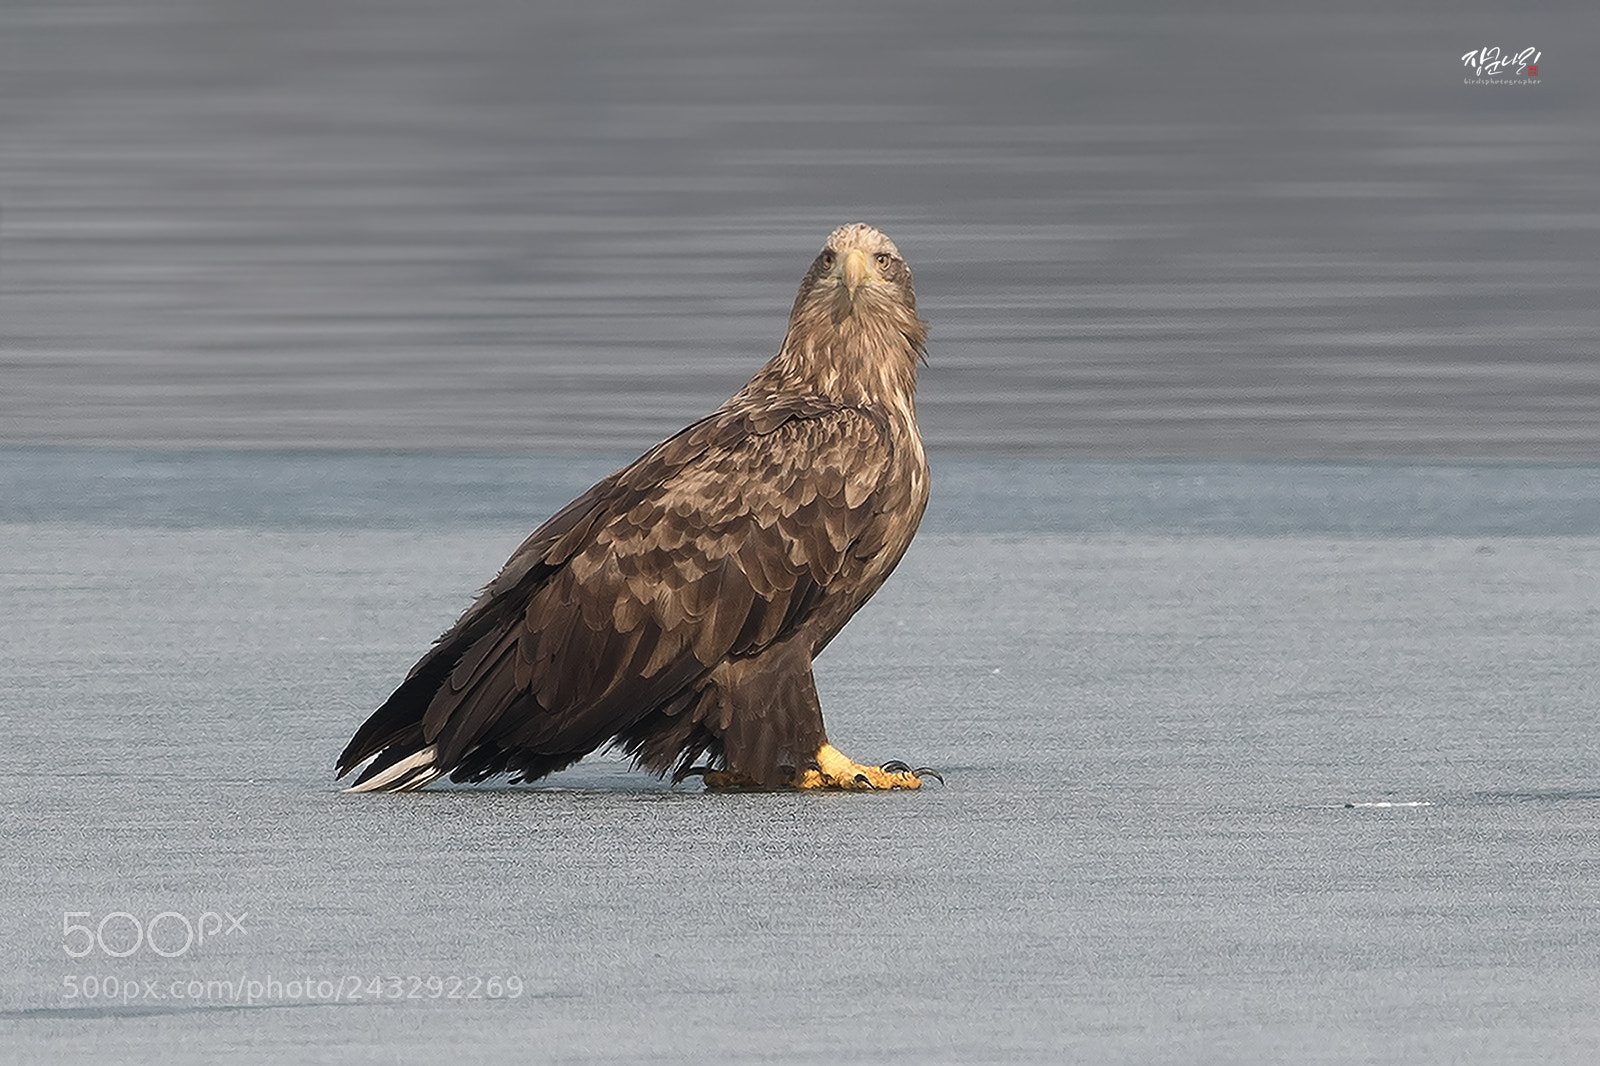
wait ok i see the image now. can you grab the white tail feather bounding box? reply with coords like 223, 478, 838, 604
343, 744, 444, 793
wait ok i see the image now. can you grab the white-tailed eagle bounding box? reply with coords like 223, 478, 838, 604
337, 223, 936, 791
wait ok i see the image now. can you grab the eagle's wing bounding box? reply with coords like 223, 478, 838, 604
340, 398, 897, 784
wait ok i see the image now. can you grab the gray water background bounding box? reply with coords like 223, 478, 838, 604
4, 1, 1600, 1062
3, 1, 1598, 456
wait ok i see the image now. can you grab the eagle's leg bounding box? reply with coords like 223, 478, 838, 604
792, 743, 927, 790
688, 639, 934, 790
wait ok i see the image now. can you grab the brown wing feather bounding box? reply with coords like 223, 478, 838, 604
344, 399, 896, 783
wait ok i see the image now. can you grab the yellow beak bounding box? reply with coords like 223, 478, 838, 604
840, 248, 870, 296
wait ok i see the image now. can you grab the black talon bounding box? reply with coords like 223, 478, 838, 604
854, 773, 870, 785
878, 759, 943, 785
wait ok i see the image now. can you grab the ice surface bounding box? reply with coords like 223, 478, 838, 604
4, 454, 1598, 1063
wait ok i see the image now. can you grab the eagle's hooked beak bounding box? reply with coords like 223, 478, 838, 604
840, 248, 870, 297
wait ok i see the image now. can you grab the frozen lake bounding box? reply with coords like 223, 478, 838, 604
3, 451, 1599, 1063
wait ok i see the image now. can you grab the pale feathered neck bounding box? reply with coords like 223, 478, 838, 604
739, 290, 927, 410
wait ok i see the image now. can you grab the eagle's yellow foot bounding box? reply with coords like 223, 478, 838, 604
793, 743, 938, 790
690, 745, 941, 790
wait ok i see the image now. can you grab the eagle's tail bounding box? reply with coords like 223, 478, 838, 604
337, 610, 530, 791
342, 743, 444, 793
336, 664, 450, 791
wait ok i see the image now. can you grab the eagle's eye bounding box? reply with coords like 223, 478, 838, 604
875, 253, 892, 269
819, 251, 836, 270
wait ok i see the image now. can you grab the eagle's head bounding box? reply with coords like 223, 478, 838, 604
764, 222, 928, 405
793, 223, 919, 325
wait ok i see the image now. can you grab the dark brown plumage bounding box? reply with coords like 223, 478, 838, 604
336, 222, 932, 792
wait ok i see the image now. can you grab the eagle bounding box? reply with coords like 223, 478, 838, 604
336, 223, 936, 792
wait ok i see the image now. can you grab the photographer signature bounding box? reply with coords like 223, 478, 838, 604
1461, 47, 1540, 77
